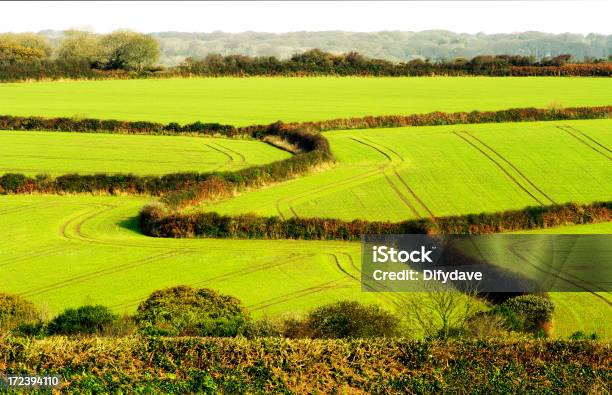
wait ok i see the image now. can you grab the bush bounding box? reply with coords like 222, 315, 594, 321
569, 331, 600, 341
135, 286, 250, 337
0, 293, 40, 331
305, 300, 400, 338
497, 295, 554, 333
46, 305, 117, 335
240, 316, 284, 338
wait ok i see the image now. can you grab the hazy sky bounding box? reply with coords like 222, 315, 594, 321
1, 1, 610, 35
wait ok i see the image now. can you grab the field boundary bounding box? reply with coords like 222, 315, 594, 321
1, 105, 611, 242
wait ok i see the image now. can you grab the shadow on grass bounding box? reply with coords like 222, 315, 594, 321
117, 215, 143, 235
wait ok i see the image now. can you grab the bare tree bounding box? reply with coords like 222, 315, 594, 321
398, 282, 480, 339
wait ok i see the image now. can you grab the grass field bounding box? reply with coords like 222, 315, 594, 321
205, 119, 612, 220
0, 77, 610, 339
0, 194, 609, 338
1, 77, 611, 125
0, 131, 290, 176
1, 116, 610, 338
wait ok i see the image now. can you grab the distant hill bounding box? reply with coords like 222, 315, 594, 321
38, 30, 612, 66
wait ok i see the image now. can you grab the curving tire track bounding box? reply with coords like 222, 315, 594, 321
348, 137, 423, 218
505, 239, 612, 308
211, 142, 247, 164
274, 146, 390, 219
360, 136, 436, 219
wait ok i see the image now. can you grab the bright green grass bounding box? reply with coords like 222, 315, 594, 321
0, 194, 608, 338
0, 195, 382, 317
205, 119, 612, 220
0, 130, 289, 175
0, 77, 611, 125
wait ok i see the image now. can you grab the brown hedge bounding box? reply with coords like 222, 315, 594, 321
0, 336, 609, 393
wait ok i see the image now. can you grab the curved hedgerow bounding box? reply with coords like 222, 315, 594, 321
1, 105, 611, 238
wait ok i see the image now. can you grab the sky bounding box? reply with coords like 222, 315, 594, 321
0, 1, 610, 35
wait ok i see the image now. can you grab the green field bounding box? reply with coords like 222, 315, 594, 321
0, 77, 610, 339
0, 194, 609, 338
1, 77, 611, 125
0, 130, 289, 176
205, 119, 612, 220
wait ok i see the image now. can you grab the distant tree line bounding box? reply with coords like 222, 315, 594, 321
176, 50, 612, 77
0, 31, 610, 81
0, 30, 160, 81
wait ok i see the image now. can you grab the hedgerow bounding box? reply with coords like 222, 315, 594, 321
140, 201, 612, 239
0, 336, 609, 393
1, 106, 609, 202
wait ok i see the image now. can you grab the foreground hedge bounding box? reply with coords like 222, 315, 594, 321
141, 201, 612, 239
0, 336, 609, 393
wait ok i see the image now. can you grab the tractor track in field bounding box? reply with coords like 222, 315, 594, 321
56, 202, 344, 254
0, 246, 67, 267
348, 137, 423, 218
453, 131, 547, 206
274, 146, 390, 219
462, 131, 556, 205
19, 250, 184, 298
108, 253, 319, 311
505, 239, 612, 307
557, 126, 612, 161
248, 281, 347, 311
211, 142, 247, 164
330, 252, 406, 308
564, 126, 612, 154
360, 137, 436, 219
204, 143, 235, 171
0, 202, 58, 216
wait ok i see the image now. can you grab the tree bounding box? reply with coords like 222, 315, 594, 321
57, 30, 103, 66
99, 31, 160, 71
0, 33, 50, 66
399, 283, 480, 339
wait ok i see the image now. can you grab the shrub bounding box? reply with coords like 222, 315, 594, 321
497, 295, 554, 333
46, 305, 117, 335
240, 316, 284, 338
135, 286, 250, 337
569, 331, 600, 341
0, 293, 40, 331
305, 300, 400, 338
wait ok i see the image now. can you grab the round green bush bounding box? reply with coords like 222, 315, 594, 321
500, 295, 554, 332
0, 293, 39, 330
305, 300, 400, 339
135, 286, 250, 337
47, 305, 117, 335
